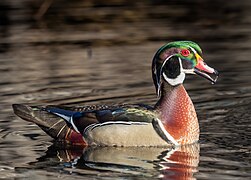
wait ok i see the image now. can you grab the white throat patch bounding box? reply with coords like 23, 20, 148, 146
162, 57, 185, 86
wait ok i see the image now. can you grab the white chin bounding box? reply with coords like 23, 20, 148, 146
163, 72, 185, 86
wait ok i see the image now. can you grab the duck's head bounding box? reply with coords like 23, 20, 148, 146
152, 41, 219, 96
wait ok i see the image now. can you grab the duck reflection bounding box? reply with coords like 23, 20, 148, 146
157, 144, 200, 179
36, 143, 200, 179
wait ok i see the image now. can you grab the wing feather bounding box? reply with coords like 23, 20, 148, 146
45, 104, 155, 134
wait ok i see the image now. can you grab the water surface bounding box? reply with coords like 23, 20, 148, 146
0, 1, 250, 179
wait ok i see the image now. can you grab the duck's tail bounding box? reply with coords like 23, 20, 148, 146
12, 104, 86, 146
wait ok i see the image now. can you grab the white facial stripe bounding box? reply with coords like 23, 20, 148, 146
190, 47, 197, 54
159, 55, 175, 79
181, 46, 197, 74
155, 55, 175, 96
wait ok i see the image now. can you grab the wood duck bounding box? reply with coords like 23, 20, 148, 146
12, 41, 219, 147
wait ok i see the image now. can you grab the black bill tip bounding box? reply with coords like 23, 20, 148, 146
194, 68, 219, 84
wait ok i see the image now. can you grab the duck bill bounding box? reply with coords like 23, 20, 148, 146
194, 54, 219, 84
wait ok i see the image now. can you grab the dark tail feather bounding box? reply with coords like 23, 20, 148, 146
12, 104, 86, 146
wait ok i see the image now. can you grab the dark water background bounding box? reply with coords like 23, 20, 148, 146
0, 0, 250, 179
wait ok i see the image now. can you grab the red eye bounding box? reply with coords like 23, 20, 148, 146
181, 49, 190, 57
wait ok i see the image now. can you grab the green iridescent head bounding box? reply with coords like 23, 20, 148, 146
152, 41, 219, 96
